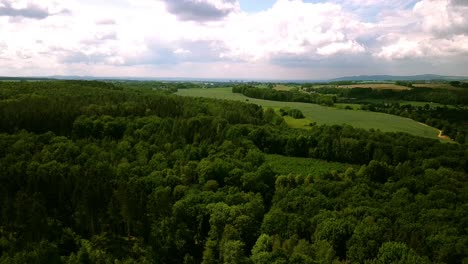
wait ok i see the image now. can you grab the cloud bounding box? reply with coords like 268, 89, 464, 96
96, 19, 116, 25
60, 51, 95, 64
414, 0, 468, 36
79, 33, 118, 46
0, 1, 49, 19
335, 0, 419, 9
0, 0, 68, 19
96, 32, 117, 41
218, 0, 368, 64
316, 40, 365, 56
451, 0, 468, 6
331, 0, 420, 23
0, 0, 467, 79
376, 35, 468, 60
374, 0, 468, 61
160, 0, 239, 21
173, 48, 191, 55
117, 40, 227, 66
58, 48, 128, 66
0, 42, 8, 60
375, 38, 424, 59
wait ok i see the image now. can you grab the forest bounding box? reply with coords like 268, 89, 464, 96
360, 103, 468, 143
307, 86, 468, 105
232, 85, 336, 106
0, 80, 467, 263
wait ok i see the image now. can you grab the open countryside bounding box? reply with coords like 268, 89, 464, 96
177, 87, 442, 140
1, 0, 468, 263
337, 83, 411, 90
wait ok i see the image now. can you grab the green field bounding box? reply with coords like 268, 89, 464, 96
176, 88, 442, 140
265, 154, 355, 176
281, 116, 312, 129
353, 99, 453, 108
335, 103, 362, 110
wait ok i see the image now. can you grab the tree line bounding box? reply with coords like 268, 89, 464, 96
360, 103, 468, 144
232, 85, 336, 106
307, 87, 468, 105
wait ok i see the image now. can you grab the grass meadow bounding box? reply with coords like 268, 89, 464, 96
176, 88, 443, 140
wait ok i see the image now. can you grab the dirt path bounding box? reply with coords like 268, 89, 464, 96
438, 130, 451, 141
418, 122, 451, 141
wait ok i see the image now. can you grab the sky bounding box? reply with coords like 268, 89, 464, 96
0, 0, 467, 80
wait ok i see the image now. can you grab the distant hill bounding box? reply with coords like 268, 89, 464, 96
0, 76, 54, 81
1, 74, 467, 83
328, 74, 468, 82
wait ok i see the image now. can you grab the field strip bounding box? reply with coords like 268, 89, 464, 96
176, 88, 444, 141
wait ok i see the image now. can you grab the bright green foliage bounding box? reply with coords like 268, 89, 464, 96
279, 108, 305, 119
376, 242, 430, 264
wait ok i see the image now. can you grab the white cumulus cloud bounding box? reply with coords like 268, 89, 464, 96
0, 0, 467, 78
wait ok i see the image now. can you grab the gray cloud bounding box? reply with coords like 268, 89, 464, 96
270, 52, 373, 69
271, 51, 468, 78
80, 32, 118, 45
0, 2, 48, 19
59, 51, 111, 64
414, 0, 468, 37
96, 19, 116, 25
173, 40, 226, 62
0, 1, 69, 19
97, 32, 117, 41
121, 40, 228, 66
451, 0, 468, 6
0, 42, 7, 59
58, 40, 227, 66
161, 0, 237, 21
449, 0, 468, 32
59, 51, 92, 64
56, 39, 225, 67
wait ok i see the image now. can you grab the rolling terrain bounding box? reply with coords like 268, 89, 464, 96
177, 88, 443, 140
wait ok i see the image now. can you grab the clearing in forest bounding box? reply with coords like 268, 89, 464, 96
176, 88, 444, 141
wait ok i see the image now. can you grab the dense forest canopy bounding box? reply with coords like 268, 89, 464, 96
0, 80, 467, 263
307, 86, 468, 105
233, 85, 336, 106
